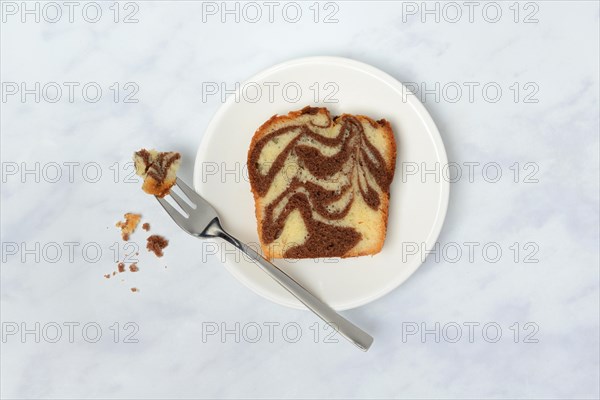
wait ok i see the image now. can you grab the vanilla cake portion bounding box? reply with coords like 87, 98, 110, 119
248, 106, 397, 259
133, 149, 181, 198
115, 213, 141, 241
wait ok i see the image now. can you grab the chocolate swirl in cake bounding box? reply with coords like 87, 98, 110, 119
135, 149, 180, 186
248, 107, 395, 258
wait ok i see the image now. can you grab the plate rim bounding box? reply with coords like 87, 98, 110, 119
193, 56, 450, 310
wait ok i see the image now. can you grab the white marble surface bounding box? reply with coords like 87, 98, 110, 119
1, 1, 599, 399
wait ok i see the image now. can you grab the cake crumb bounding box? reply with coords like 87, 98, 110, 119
118, 262, 125, 273
116, 213, 141, 241
142, 223, 150, 231
112, 271, 116, 276
147, 235, 168, 257
104, 274, 111, 279
130, 287, 139, 293
129, 263, 139, 272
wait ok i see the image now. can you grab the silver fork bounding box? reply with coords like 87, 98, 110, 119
156, 178, 374, 351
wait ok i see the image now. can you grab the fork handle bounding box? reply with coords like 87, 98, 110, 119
212, 224, 374, 351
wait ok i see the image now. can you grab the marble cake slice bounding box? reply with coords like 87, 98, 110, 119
247, 106, 396, 259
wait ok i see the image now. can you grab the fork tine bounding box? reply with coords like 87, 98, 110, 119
176, 178, 200, 201
156, 196, 188, 227
169, 190, 193, 213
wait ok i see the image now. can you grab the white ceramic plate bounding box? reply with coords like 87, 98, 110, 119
194, 56, 449, 311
